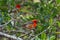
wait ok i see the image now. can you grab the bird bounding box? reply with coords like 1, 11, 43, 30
22, 19, 37, 30
19, 19, 38, 38
8, 4, 21, 13
16, 4, 21, 9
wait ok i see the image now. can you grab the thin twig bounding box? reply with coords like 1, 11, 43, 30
0, 19, 13, 28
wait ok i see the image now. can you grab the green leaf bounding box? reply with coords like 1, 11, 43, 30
57, 21, 60, 27
49, 18, 53, 26
50, 36, 55, 40
41, 33, 46, 40
35, 37, 41, 40
56, 0, 60, 4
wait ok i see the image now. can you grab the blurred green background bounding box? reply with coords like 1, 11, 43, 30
0, 0, 60, 40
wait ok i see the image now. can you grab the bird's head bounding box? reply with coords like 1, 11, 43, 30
32, 19, 37, 23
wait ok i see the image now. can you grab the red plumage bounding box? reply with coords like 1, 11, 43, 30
32, 19, 37, 28
16, 4, 21, 9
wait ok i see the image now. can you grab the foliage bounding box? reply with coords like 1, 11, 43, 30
0, 0, 60, 40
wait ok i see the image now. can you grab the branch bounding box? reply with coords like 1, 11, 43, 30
0, 19, 13, 28
3, 19, 13, 25
0, 25, 3, 28
0, 32, 23, 40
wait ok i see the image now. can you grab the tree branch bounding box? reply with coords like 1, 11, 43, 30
0, 19, 13, 28
0, 32, 23, 40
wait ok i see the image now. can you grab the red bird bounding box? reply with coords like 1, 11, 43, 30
23, 19, 37, 30
16, 4, 21, 9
